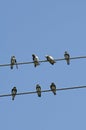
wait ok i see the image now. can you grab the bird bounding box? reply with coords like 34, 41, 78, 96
36, 84, 41, 97
50, 82, 56, 95
10, 56, 18, 69
32, 54, 40, 67
45, 55, 56, 65
11, 87, 17, 100
64, 51, 70, 65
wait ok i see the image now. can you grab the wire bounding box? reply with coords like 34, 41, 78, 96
0, 85, 86, 98
0, 56, 86, 67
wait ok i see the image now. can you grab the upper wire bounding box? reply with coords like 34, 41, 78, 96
0, 56, 86, 67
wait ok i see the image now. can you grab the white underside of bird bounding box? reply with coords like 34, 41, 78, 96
34, 57, 40, 67
45, 55, 56, 65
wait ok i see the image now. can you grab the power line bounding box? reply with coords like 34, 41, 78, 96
0, 56, 86, 67
0, 85, 86, 98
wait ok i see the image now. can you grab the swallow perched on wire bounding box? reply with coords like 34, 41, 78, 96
64, 51, 70, 65
36, 84, 41, 97
11, 87, 17, 100
10, 56, 18, 69
45, 55, 56, 65
32, 54, 40, 67
50, 82, 56, 95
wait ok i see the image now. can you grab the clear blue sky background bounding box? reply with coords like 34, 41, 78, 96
0, 0, 86, 129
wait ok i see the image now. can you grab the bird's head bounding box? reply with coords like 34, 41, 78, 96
65, 51, 68, 54
32, 54, 36, 58
13, 87, 16, 89
45, 55, 49, 58
12, 56, 15, 58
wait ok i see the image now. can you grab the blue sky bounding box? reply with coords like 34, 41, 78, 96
0, 0, 86, 129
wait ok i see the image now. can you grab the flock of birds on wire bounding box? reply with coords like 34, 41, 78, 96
1, 51, 86, 100
10, 51, 70, 69
10, 51, 70, 100
11, 83, 56, 100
